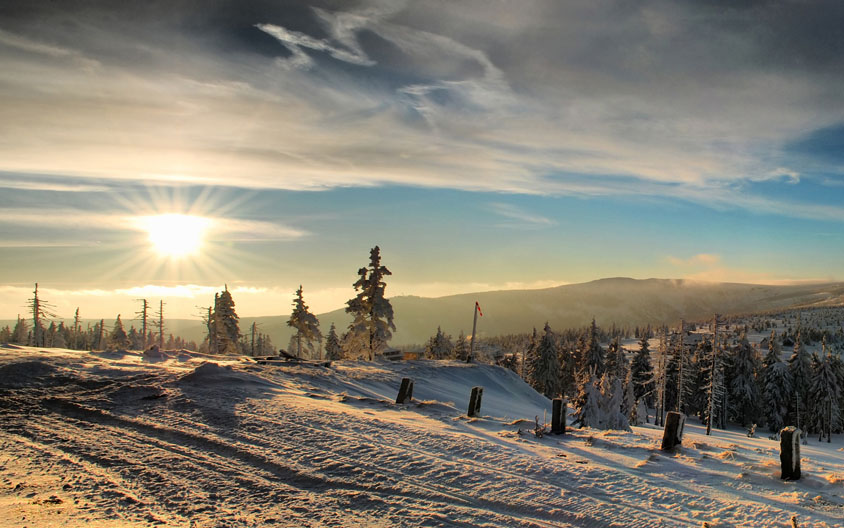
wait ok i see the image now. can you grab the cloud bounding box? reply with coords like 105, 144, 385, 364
0, 1, 843, 222
667, 254, 721, 267
488, 203, 555, 228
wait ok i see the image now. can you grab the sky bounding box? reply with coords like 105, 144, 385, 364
1, 0, 844, 320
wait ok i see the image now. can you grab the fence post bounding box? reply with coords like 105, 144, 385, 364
396, 378, 414, 404
551, 398, 566, 434
780, 427, 802, 480
468, 386, 483, 417
661, 411, 686, 451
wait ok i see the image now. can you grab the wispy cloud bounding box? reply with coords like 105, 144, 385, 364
488, 203, 555, 229
0, 2, 842, 223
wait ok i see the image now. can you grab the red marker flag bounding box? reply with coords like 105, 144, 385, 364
475, 301, 483, 316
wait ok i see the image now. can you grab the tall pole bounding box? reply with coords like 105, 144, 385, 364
468, 302, 480, 363
706, 314, 718, 435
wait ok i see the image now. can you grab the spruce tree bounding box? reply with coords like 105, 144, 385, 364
631, 335, 654, 407
582, 318, 604, 377
12, 316, 28, 345
788, 330, 812, 428
324, 323, 343, 360
453, 331, 469, 362
287, 285, 322, 358
215, 287, 240, 354
345, 246, 395, 360
572, 374, 603, 428
809, 346, 840, 442
425, 326, 454, 359
533, 323, 562, 398
600, 373, 631, 431
524, 327, 539, 386
110, 315, 129, 350
729, 334, 760, 427
762, 340, 791, 433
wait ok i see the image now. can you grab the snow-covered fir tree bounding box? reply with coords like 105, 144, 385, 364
109, 315, 129, 350
572, 373, 603, 428
631, 335, 654, 407
533, 323, 562, 398
809, 344, 841, 442
324, 323, 343, 360
214, 286, 240, 354
453, 331, 469, 362
581, 318, 604, 378
762, 333, 791, 433
604, 336, 627, 382
287, 285, 322, 359
788, 329, 812, 428
523, 327, 539, 385
600, 374, 631, 431
345, 246, 395, 360
425, 326, 454, 359
729, 333, 760, 427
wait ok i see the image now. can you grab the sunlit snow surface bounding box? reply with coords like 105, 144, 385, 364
1, 345, 842, 527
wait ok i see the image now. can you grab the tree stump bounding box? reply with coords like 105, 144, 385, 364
780, 427, 802, 480
396, 378, 414, 404
468, 386, 483, 417
661, 411, 685, 451
551, 398, 566, 435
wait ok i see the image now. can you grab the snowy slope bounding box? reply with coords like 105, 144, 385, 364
1, 345, 843, 527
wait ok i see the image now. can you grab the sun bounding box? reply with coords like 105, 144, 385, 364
139, 214, 211, 258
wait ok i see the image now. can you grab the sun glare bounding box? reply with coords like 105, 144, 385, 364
140, 214, 211, 258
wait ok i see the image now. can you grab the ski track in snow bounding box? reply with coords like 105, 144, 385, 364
1, 348, 843, 527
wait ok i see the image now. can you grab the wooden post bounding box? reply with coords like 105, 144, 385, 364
468, 386, 483, 417
396, 378, 414, 404
780, 427, 802, 480
661, 411, 686, 451
551, 398, 566, 435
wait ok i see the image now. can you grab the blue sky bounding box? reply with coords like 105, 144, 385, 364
1, 1, 843, 319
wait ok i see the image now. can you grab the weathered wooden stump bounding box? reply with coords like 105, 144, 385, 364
660, 411, 686, 451
396, 378, 414, 404
780, 427, 802, 480
551, 398, 566, 435
468, 386, 483, 417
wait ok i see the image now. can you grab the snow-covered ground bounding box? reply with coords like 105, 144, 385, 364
1, 345, 843, 527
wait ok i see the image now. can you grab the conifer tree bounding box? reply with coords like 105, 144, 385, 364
631, 335, 654, 407
809, 343, 840, 442
287, 285, 322, 358
425, 326, 454, 359
110, 315, 129, 350
582, 318, 604, 377
762, 335, 791, 433
788, 329, 812, 427
729, 333, 760, 427
524, 327, 539, 385
533, 323, 562, 398
453, 331, 469, 362
572, 374, 603, 428
600, 373, 631, 431
215, 287, 240, 354
345, 246, 395, 360
604, 336, 627, 382
324, 323, 343, 360
12, 316, 28, 345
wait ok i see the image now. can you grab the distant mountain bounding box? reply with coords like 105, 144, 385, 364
312, 278, 844, 345
5, 278, 844, 348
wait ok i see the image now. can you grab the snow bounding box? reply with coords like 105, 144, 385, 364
1, 346, 843, 527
